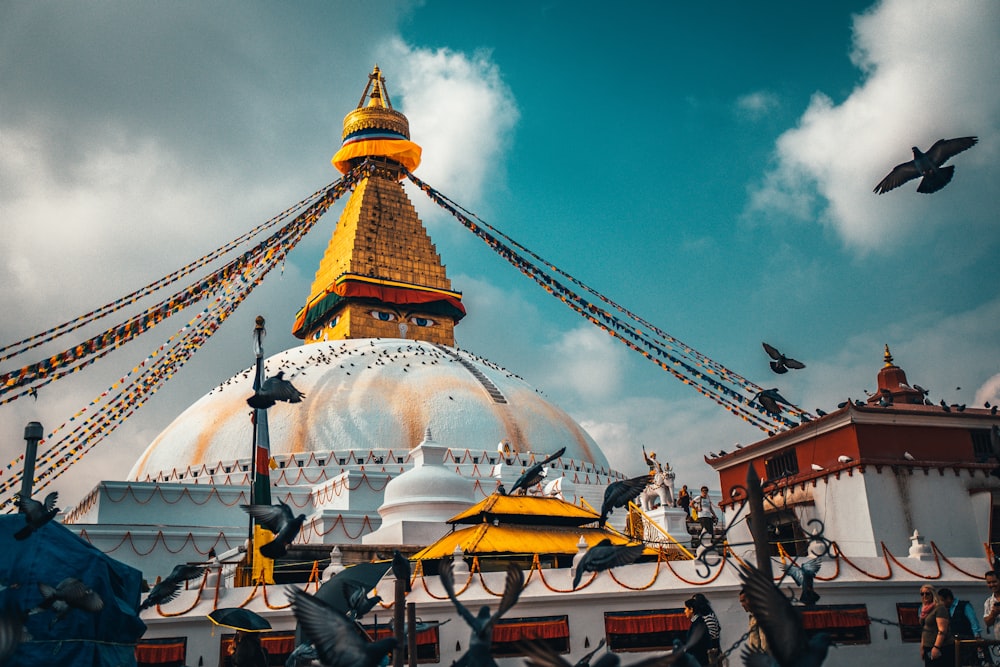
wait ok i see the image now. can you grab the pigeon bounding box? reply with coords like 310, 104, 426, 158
284, 642, 318, 667
599, 475, 652, 527
573, 539, 646, 589
903, 451, 916, 461
753, 388, 793, 416
30, 578, 103, 626
837, 455, 853, 464
739, 563, 831, 667
14, 491, 59, 540
287, 586, 397, 667
344, 581, 381, 620
247, 371, 306, 409
509, 447, 566, 495
240, 501, 306, 558
439, 561, 524, 667
762, 343, 806, 374
140, 563, 205, 610
874, 137, 978, 194
782, 557, 822, 606
392, 549, 411, 593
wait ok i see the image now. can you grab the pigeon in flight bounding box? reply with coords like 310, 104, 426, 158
599, 475, 652, 527
573, 539, 646, 589
519, 635, 691, 666
140, 563, 205, 610
753, 388, 793, 416
782, 557, 822, 606
873, 136, 978, 194
440, 561, 524, 667
29, 578, 103, 627
14, 491, 59, 540
247, 371, 305, 409
344, 581, 381, 620
509, 447, 566, 495
240, 501, 306, 558
762, 343, 805, 375
739, 563, 831, 667
392, 549, 412, 593
284, 641, 319, 667
287, 586, 397, 667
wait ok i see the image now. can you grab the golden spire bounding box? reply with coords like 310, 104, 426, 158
883, 344, 894, 367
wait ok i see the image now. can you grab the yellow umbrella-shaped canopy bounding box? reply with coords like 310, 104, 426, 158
413, 522, 648, 561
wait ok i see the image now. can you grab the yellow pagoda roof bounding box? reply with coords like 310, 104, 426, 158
413, 522, 648, 561
447, 493, 600, 527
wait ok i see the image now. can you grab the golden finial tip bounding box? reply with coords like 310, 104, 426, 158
883, 344, 893, 367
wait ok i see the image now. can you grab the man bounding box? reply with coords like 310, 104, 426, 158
940, 587, 981, 665
984, 571, 1000, 664
691, 486, 717, 538
739, 586, 768, 654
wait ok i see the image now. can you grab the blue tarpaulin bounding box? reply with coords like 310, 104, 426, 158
0, 515, 147, 666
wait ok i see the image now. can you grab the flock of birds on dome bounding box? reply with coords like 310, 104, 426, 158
0, 135, 988, 666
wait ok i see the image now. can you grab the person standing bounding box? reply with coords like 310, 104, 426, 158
232, 630, 269, 667
939, 587, 981, 665
678, 485, 691, 516
740, 586, 768, 654
984, 571, 1000, 638
919, 585, 954, 666
691, 486, 717, 538
683, 595, 715, 666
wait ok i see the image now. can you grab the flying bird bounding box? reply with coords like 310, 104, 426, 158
509, 447, 566, 495
440, 561, 524, 667
762, 343, 806, 374
392, 549, 411, 593
573, 539, 646, 589
753, 388, 793, 416
284, 642, 318, 667
247, 371, 306, 409
344, 581, 381, 620
599, 475, 652, 527
287, 586, 397, 667
30, 578, 103, 626
519, 634, 694, 666
140, 563, 205, 610
782, 557, 822, 606
14, 491, 59, 540
739, 563, 831, 667
240, 501, 306, 558
874, 136, 978, 194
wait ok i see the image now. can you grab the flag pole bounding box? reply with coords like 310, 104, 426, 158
246, 315, 267, 581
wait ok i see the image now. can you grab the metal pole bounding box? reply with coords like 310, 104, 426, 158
393, 578, 406, 667
247, 316, 266, 580
406, 602, 417, 667
18, 422, 44, 508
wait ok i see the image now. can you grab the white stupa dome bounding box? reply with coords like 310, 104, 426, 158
129, 338, 608, 480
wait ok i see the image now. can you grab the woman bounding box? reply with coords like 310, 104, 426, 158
683, 595, 718, 666
919, 585, 955, 666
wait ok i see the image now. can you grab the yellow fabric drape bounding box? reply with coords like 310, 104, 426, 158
332, 139, 422, 173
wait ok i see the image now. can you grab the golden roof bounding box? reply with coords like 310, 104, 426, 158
447, 493, 600, 527
413, 523, 647, 560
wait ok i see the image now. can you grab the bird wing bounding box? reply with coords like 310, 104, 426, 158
485, 563, 525, 631
165, 564, 204, 585
18, 498, 43, 523
42, 492, 59, 512
783, 356, 806, 370
762, 342, 783, 361
782, 561, 805, 586
739, 564, 809, 667
602, 475, 651, 514
925, 136, 977, 165
438, 561, 479, 630
287, 587, 369, 666
539, 446, 567, 468
589, 544, 646, 573
269, 377, 305, 402
874, 160, 920, 194
800, 557, 822, 578
509, 465, 542, 494
240, 503, 288, 532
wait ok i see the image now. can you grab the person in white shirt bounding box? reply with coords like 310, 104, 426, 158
691, 486, 717, 538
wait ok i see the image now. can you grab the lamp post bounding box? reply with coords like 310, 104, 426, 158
18, 421, 44, 508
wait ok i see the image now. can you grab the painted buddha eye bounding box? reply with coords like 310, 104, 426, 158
409, 316, 436, 327
370, 310, 397, 322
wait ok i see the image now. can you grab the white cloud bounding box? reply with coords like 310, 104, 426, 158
538, 326, 628, 403
976, 374, 1000, 410
748, 0, 1000, 251
735, 91, 780, 120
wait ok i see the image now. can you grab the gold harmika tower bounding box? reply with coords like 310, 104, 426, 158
292, 66, 465, 346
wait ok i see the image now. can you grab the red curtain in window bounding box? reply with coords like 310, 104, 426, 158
492, 617, 570, 642
135, 639, 186, 663
897, 604, 921, 626
605, 612, 688, 634
801, 607, 869, 629
369, 626, 440, 646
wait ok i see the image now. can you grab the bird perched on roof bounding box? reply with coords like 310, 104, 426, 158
14, 491, 59, 540
140, 563, 205, 610
573, 539, 646, 589
762, 343, 806, 375
29, 578, 104, 627
287, 586, 397, 667
240, 501, 306, 558
874, 136, 978, 194
782, 557, 822, 606
392, 549, 411, 593
509, 447, 566, 496
753, 388, 793, 416
599, 475, 652, 527
440, 561, 524, 667
739, 563, 831, 667
247, 371, 305, 409
343, 581, 381, 620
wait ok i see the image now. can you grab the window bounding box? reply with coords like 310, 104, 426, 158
765, 510, 808, 557
973, 429, 994, 462
366, 624, 440, 663
491, 615, 570, 657
136, 637, 186, 667
896, 602, 922, 643
604, 609, 687, 652
801, 605, 870, 645
764, 450, 799, 480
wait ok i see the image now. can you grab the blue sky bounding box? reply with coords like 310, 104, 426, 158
1, 1, 998, 507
